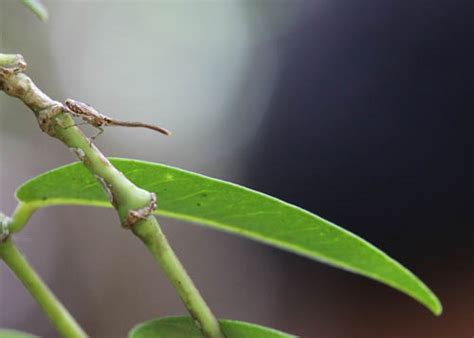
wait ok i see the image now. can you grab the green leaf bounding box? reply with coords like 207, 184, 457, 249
19, 0, 49, 22
16, 158, 442, 315
128, 316, 295, 338
0, 329, 38, 338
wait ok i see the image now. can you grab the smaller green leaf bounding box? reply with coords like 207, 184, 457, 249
129, 317, 296, 338
20, 0, 49, 22
0, 329, 38, 338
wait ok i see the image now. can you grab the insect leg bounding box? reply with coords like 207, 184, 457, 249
89, 126, 104, 145
64, 121, 89, 129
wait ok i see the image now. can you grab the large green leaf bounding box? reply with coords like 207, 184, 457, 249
15, 158, 441, 315
129, 316, 295, 338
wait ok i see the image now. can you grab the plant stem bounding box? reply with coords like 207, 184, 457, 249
0, 238, 87, 338
0, 54, 20, 66
8, 202, 38, 233
0, 53, 225, 337
133, 216, 224, 338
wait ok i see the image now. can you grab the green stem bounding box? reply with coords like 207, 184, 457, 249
0, 53, 225, 338
0, 238, 87, 338
133, 217, 224, 338
8, 202, 38, 233
0, 53, 20, 66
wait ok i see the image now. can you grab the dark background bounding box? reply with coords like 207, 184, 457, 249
245, 1, 473, 336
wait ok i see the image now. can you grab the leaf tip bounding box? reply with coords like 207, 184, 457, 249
20, 0, 49, 22
419, 286, 442, 316
431, 297, 443, 316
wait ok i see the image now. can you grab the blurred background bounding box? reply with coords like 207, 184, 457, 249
0, 1, 472, 337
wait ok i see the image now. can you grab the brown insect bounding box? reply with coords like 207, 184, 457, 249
64, 99, 171, 141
